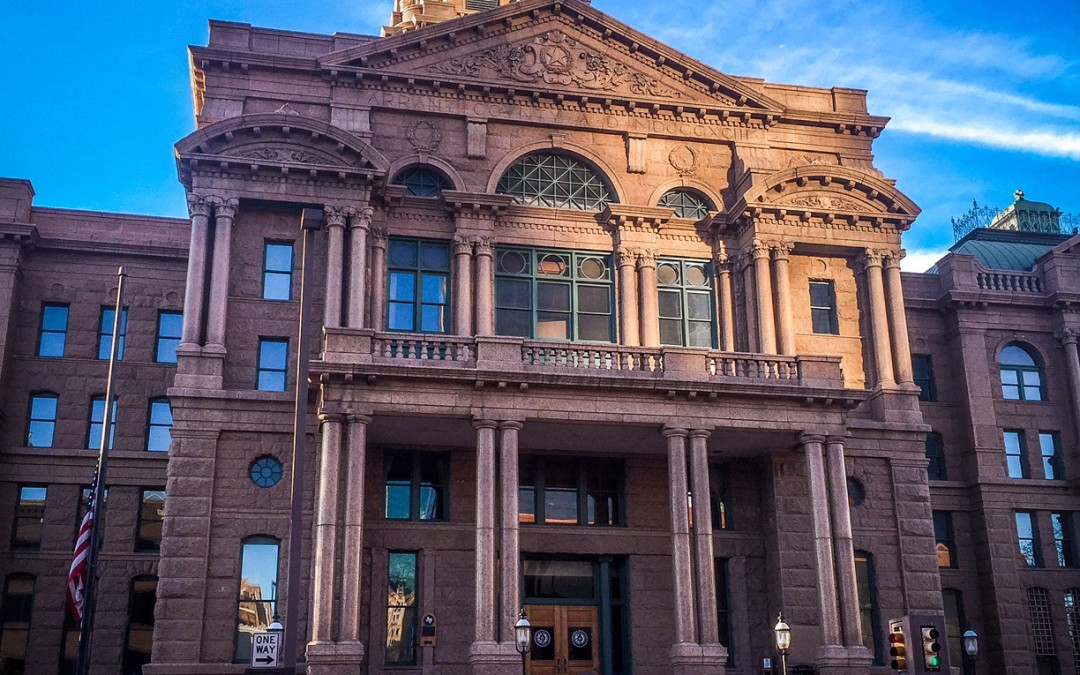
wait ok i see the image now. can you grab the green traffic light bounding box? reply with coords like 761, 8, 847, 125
928, 655, 940, 667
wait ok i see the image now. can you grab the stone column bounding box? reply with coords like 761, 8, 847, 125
204, 198, 238, 351
825, 437, 863, 648
1056, 327, 1080, 450
339, 414, 370, 646
884, 251, 914, 384
638, 251, 660, 347
739, 253, 758, 352
474, 237, 495, 336
498, 421, 523, 643
369, 228, 388, 331
772, 242, 796, 356
180, 194, 212, 347
862, 249, 895, 387
323, 207, 348, 329
715, 254, 735, 352
799, 434, 842, 646
347, 208, 373, 329
616, 246, 640, 346
752, 240, 776, 354
453, 235, 474, 336
663, 426, 696, 645
310, 414, 344, 643
688, 429, 719, 644
473, 420, 499, 645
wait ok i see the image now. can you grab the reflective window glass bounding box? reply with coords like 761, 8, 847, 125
38, 303, 69, 357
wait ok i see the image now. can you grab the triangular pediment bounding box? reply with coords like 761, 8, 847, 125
319, 0, 784, 113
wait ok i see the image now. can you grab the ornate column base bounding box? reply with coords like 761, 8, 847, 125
669, 642, 727, 675
468, 641, 522, 675
813, 644, 873, 675
306, 640, 365, 674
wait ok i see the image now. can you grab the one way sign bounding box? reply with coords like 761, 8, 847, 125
250, 632, 281, 669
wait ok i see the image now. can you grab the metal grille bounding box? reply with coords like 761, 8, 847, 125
497, 152, 615, 211
466, 0, 499, 9
1027, 587, 1057, 656
658, 189, 713, 220
1066, 589, 1080, 675
392, 166, 450, 198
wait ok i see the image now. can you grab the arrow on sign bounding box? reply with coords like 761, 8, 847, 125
254, 655, 275, 665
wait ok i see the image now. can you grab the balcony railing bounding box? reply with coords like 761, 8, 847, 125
976, 269, 1042, 293
522, 343, 662, 372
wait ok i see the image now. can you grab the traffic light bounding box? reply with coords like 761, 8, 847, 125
921, 625, 942, 671
888, 623, 907, 672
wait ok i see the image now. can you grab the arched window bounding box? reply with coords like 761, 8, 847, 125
999, 343, 1045, 401
392, 166, 451, 198
235, 537, 280, 663
854, 551, 882, 664
123, 575, 158, 675
0, 573, 35, 672
496, 152, 616, 211
658, 188, 715, 220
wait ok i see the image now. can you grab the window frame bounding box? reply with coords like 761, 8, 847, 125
25, 391, 59, 448
999, 343, 1045, 401
518, 455, 625, 527
854, 550, 883, 664
1016, 511, 1042, 567
256, 338, 289, 391
715, 557, 734, 666
391, 165, 452, 198
709, 463, 731, 530
386, 238, 451, 334
385, 551, 420, 666
97, 306, 128, 361
122, 575, 158, 675
1038, 432, 1064, 481
146, 398, 173, 452
925, 431, 947, 481
383, 450, 449, 522
155, 310, 183, 363
808, 279, 840, 335
496, 151, 616, 212
12, 485, 47, 550
87, 395, 117, 450
136, 489, 166, 552
934, 511, 958, 568
1004, 429, 1028, 478
234, 536, 280, 664
1052, 512, 1076, 568
262, 241, 294, 301
656, 257, 716, 348
37, 302, 69, 358
912, 353, 937, 402
0, 573, 35, 672
658, 188, 715, 220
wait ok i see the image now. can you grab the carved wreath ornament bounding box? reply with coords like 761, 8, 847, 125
429, 30, 680, 98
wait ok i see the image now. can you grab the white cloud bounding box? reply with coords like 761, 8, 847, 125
901, 249, 948, 273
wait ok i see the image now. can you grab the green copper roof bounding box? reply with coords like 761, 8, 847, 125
948, 228, 1071, 271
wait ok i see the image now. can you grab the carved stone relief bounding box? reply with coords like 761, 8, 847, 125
406, 120, 442, 153
668, 144, 697, 177
776, 194, 871, 213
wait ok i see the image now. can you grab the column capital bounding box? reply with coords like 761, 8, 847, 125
318, 412, 347, 424
370, 226, 388, 248
688, 428, 712, 440
186, 193, 213, 218
824, 435, 847, 447
453, 233, 473, 255
324, 205, 349, 229
1055, 326, 1080, 345
345, 413, 372, 425
798, 432, 826, 446
472, 418, 499, 430
636, 249, 657, 269
771, 241, 795, 261
750, 239, 772, 260
471, 236, 496, 257
615, 245, 637, 268
713, 252, 732, 274
210, 196, 239, 219
349, 206, 374, 230
860, 248, 887, 269
497, 420, 524, 431
662, 425, 689, 439
883, 248, 905, 270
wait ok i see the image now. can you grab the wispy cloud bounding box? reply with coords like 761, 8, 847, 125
901, 248, 948, 273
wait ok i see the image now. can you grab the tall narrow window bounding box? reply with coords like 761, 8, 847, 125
657, 258, 715, 348
26, 392, 58, 448
60, 607, 79, 674
0, 574, 35, 673
934, 511, 957, 568
925, 432, 947, 481
913, 354, 937, 402
155, 310, 183, 363
136, 490, 166, 552
123, 576, 157, 674
387, 239, 450, 333
384, 451, 448, 521
495, 247, 614, 342
262, 241, 294, 301
809, 280, 839, 334
1000, 343, 1045, 401
710, 464, 731, 530
1065, 588, 1080, 673
235, 537, 279, 663
715, 558, 734, 665
1053, 513, 1076, 568
98, 306, 128, 360
12, 486, 46, 549
854, 551, 882, 663
38, 303, 69, 357
146, 398, 173, 452
1039, 432, 1064, 480
519, 457, 623, 526
88, 395, 117, 450
256, 338, 288, 391
386, 551, 418, 666
1027, 587, 1057, 662
1016, 511, 1042, 567
942, 589, 972, 675
1004, 430, 1028, 478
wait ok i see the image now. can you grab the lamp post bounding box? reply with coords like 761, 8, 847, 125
515, 607, 532, 675
773, 612, 791, 675
963, 629, 978, 666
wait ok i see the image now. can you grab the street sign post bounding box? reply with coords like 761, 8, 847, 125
251, 632, 281, 669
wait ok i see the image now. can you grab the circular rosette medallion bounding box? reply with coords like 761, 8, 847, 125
570, 629, 589, 648
533, 629, 552, 648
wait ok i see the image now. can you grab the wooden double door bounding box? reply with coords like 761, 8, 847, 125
524, 605, 600, 675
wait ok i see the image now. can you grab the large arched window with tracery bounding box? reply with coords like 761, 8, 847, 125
496, 152, 616, 211
999, 343, 1045, 401
658, 188, 714, 220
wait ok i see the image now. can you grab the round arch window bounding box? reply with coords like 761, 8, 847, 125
658, 188, 715, 220
250, 456, 284, 488
392, 166, 452, 198
496, 152, 616, 211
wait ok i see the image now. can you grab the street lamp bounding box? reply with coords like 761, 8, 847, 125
515, 608, 532, 675
773, 612, 791, 675
963, 629, 979, 662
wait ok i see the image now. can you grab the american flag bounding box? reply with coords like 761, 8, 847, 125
67, 474, 96, 622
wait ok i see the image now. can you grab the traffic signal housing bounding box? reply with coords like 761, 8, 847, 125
888, 621, 907, 672
921, 625, 942, 671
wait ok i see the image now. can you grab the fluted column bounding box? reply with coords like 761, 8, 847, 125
204, 198, 237, 351
180, 194, 212, 346
311, 413, 344, 643
1056, 327, 1080, 450
688, 429, 718, 644
616, 246, 640, 346
825, 436, 862, 648
715, 254, 735, 352
339, 413, 371, 644
862, 249, 895, 387
752, 240, 776, 354
474, 237, 495, 336
369, 228, 388, 331
638, 251, 660, 347
453, 235, 474, 335
473, 420, 499, 644
323, 207, 348, 329
347, 208, 373, 329
884, 251, 914, 384
663, 426, 696, 645
800, 433, 842, 646
772, 242, 796, 356
498, 421, 523, 643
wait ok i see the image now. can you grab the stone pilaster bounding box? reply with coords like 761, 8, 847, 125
738, 252, 757, 353
453, 234, 474, 336
662, 427, 696, 645
638, 251, 660, 347
369, 228, 388, 331
772, 242, 796, 356
861, 249, 895, 387
347, 207, 373, 329
688, 429, 720, 645
752, 240, 776, 354
323, 207, 348, 330
472, 419, 498, 645
616, 246, 640, 346
1055, 326, 1080, 455
180, 194, 212, 347
309, 413, 344, 656
498, 421, 523, 644
798, 434, 842, 647
204, 197, 238, 352
884, 251, 914, 384
473, 237, 496, 336
714, 253, 735, 352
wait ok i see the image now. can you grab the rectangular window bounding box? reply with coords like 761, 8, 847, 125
913, 354, 937, 402
256, 338, 288, 391
495, 247, 614, 342
1004, 430, 1027, 478
155, 311, 183, 363
519, 456, 623, 526
235, 538, 279, 663
854, 551, 882, 663
123, 576, 157, 674
809, 280, 839, 334
136, 490, 166, 552
38, 303, 69, 357
386, 551, 418, 666
710, 464, 731, 530
12, 486, 46, 549
657, 258, 715, 348
384, 451, 448, 521
0, 574, 34, 672
88, 395, 117, 450
715, 558, 734, 665
98, 306, 128, 360
926, 432, 947, 481
146, 399, 173, 452
387, 238, 450, 333
26, 392, 58, 448
941, 590, 969, 675
1016, 511, 1042, 567
934, 511, 957, 568
1053, 512, 1076, 568
1039, 432, 1064, 481
262, 241, 294, 300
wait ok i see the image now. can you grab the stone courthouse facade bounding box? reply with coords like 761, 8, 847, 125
1, 0, 1079, 674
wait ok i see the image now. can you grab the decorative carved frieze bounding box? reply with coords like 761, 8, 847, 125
231, 147, 327, 164
776, 194, 870, 213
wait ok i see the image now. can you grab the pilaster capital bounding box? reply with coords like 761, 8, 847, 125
771, 241, 795, 261
349, 206, 374, 231
345, 413, 372, 425
712, 253, 732, 275
324, 205, 350, 229
860, 248, 887, 269
370, 227, 388, 248
453, 233, 473, 255
797, 432, 826, 448
472, 418, 499, 430
615, 245, 637, 268
661, 425, 689, 439
1055, 326, 1080, 345
636, 248, 657, 269
318, 411, 347, 425
688, 428, 712, 440
213, 197, 239, 220
497, 420, 524, 432
750, 239, 772, 261
186, 193, 213, 219
824, 435, 847, 449
471, 236, 496, 257
883, 248, 905, 270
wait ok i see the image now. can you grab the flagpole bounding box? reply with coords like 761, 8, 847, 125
75, 266, 126, 675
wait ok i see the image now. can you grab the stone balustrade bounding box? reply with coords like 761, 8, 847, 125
976, 268, 1042, 293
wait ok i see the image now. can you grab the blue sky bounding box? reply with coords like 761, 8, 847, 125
2, 0, 1077, 270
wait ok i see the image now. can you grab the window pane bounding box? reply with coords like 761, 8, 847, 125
537, 313, 570, 340
537, 282, 570, 311
577, 285, 610, 314
264, 243, 293, 272
687, 321, 713, 348
420, 305, 446, 333
389, 240, 418, 268
98, 308, 128, 360
259, 340, 287, 366
262, 274, 291, 301
388, 302, 415, 331
659, 319, 683, 346
686, 292, 712, 321
236, 539, 279, 663
156, 311, 183, 363
257, 371, 285, 391
421, 274, 447, 304
578, 314, 611, 342
523, 559, 594, 600
39, 333, 66, 358
389, 272, 416, 302
496, 278, 531, 310
420, 242, 450, 270
137, 491, 166, 551
39, 305, 69, 358
496, 309, 531, 338
386, 552, 418, 666
658, 290, 682, 319
1000, 345, 1036, 366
